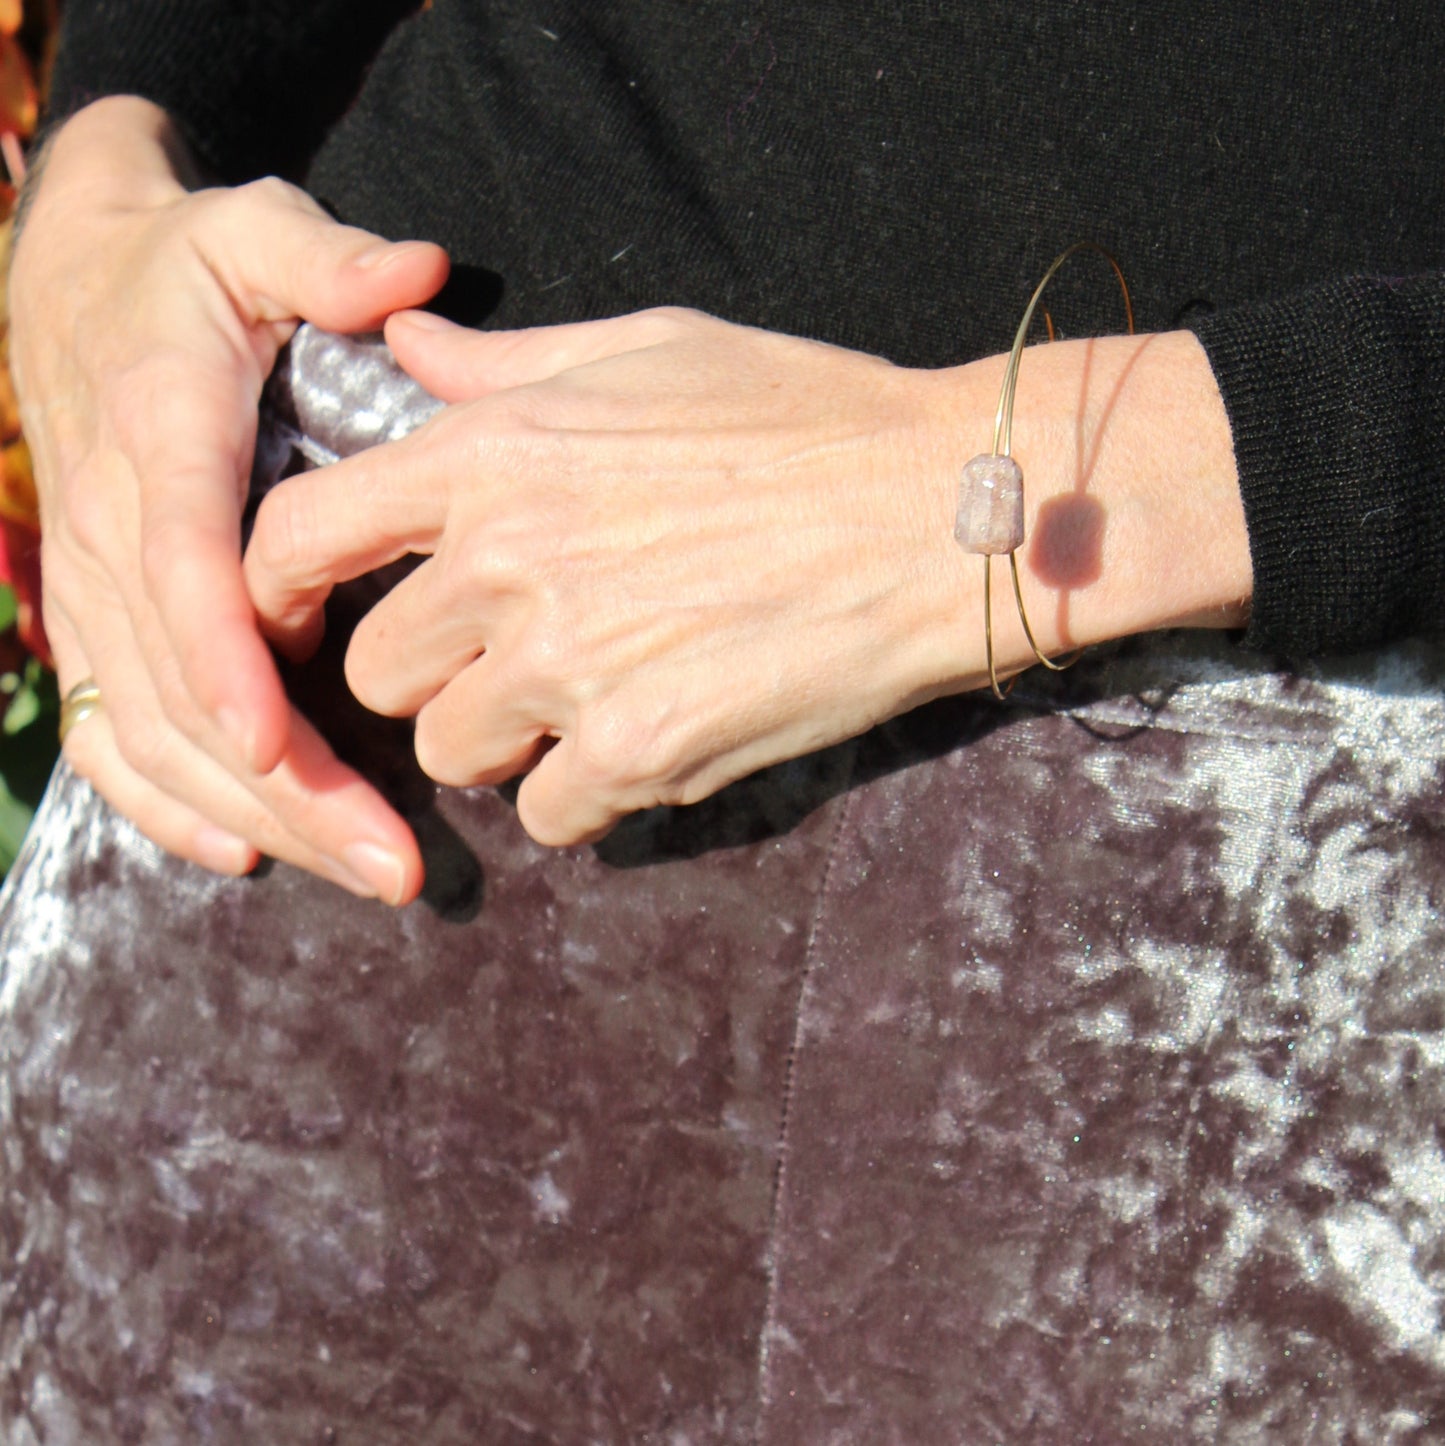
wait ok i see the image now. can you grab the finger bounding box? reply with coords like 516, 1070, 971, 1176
197, 179, 450, 334
409, 656, 551, 788
120, 695, 422, 902
250, 708, 426, 905
511, 686, 746, 848
76, 693, 419, 901
61, 599, 423, 903
514, 735, 628, 847
119, 358, 291, 772
62, 706, 260, 876
385, 306, 695, 402
47, 618, 258, 874
343, 556, 488, 716
243, 433, 449, 656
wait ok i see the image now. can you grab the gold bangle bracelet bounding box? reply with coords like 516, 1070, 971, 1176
954, 242, 1135, 700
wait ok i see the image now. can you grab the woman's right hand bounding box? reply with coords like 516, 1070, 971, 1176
8, 95, 448, 903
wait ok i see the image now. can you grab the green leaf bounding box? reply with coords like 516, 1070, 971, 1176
0, 584, 15, 635
3, 677, 39, 734
0, 663, 59, 879
0, 769, 33, 876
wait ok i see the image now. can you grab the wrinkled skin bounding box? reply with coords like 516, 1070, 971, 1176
16, 99, 1248, 882
245, 306, 984, 845
10, 97, 448, 901
244, 309, 1248, 847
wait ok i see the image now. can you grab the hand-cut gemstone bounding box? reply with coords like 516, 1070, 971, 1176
955, 453, 1024, 555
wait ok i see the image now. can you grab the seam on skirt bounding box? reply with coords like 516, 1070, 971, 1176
753, 771, 859, 1438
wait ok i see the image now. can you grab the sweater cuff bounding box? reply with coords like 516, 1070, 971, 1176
1191, 274, 1445, 657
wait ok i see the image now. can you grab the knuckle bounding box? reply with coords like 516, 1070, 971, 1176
517, 797, 586, 849
62, 467, 118, 560
234, 175, 305, 213
109, 709, 171, 780
412, 711, 473, 788
341, 637, 395, 716
173, 184, 227, 229
506, 615, 570, 691
449, 528, 534, 603
644, 304, 704, 334
571, 704, 660, 792
250, 487, 320, 582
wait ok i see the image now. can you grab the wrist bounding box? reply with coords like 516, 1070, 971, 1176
915, 328, 1251, 694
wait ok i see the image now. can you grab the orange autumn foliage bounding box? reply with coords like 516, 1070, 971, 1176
0, 31, 34, 137
0, 0, 51, 666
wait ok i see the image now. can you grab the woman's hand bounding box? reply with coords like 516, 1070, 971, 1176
244, 306, 1251, 847
10, 96, 449, 901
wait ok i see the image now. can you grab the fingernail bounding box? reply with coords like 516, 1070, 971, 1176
393, 309, 452, 332
319, 858, 378, 900
217, 707, 256, 772
195, 826, 256, 876
355, 240, 427, 271
342, 842, 407, 907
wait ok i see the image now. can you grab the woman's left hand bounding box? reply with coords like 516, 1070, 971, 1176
243, 307, 1250, 846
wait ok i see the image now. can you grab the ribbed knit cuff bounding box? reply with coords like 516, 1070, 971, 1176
1192, 274, 1445, 657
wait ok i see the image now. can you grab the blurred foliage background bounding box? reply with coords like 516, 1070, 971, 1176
0, 0, 60, 877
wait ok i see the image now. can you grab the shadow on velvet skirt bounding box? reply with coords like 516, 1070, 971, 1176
4, 328, 1445, 1444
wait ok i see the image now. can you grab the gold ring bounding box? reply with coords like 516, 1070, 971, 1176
58, 677, 104, 746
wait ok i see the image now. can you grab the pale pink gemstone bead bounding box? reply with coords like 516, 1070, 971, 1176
954, 453, 1025, 555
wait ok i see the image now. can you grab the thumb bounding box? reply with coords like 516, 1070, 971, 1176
195, 179, 450, 334
384, 306, 690, 402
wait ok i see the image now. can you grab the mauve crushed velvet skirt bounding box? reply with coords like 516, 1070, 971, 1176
3, 329, 1445, 1444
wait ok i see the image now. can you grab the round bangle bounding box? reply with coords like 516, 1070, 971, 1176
954, 242, 1135, 699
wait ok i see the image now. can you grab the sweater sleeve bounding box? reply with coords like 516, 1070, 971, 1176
45, 0, 420, 182
1190, 273, 1445, 657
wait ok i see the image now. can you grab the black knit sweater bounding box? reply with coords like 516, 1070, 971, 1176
47, 0, 1445, 657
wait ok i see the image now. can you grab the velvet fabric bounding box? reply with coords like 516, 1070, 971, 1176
3, 332, 1444, 1443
